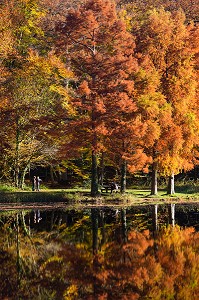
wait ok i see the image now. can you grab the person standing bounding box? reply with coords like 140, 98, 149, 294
36, 176, 42, 191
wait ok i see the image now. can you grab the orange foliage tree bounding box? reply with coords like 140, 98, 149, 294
128, 7, 199, 194
55, 0, 148, 195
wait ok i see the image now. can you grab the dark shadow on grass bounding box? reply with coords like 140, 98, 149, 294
175, 185, 199, 194
0, 191, 71, 203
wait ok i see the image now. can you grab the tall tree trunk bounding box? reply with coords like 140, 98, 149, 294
91, 150, 98, 196
19, 164, 29, 189
14, 123, 20, 188
14, 140, 19, 187
91, 74, 99, 197
151, 162, 158, 195
167, 172, 175, 194
50, 165, 55, 185
120, 160, 127, 193
99, 151, 105, 185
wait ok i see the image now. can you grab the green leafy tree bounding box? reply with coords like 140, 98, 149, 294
0, 0, 73, 187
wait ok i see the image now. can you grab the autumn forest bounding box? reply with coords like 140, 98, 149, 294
0, 0, 199, 196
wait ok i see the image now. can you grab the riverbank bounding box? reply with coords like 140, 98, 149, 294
0, 188, 199, 210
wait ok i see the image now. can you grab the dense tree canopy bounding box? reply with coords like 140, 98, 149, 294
0, 0, 199, 193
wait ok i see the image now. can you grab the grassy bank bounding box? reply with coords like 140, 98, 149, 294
1, 182, 199, 207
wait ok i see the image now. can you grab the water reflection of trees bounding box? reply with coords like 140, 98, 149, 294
0, 208, 199, 299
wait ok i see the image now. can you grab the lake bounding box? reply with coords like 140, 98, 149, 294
0, 203, 199, 299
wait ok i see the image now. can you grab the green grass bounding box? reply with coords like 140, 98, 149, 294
1, 183, 199, 205
127, 187, 199, 199
0, 183, 18, 192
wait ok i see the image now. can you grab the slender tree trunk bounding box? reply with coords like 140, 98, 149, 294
120, 160, 127, 193
167, 172, 175, 194
99, 152, 105, 185
19, 164, 29, 189
91, 150, 98, 196
91, 74, 99, 197
14, 167, 20, 188
57, 168, 62, 183
14, 133, 20, 187
14, 118, 20, 188
151, 162, 158, 195
50, 165, 55, 185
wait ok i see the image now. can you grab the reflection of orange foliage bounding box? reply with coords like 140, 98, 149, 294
0, 97, 9, 109
89, 226, 199, 299
78, 80, 91, 96
37, 225, 199, 299
1, 218, 199, 300
47, 226, 198, 299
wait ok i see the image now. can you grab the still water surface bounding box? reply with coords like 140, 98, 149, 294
0, 203, 199, 299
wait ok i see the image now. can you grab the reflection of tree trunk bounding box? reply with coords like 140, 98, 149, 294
168, 204, 175, 226
152, 204, 159, 232
58, 212, 63, 226
91, 208, 99, 255
50, 211, 55, 230
120, 160, 127, 193
121, 209, 127, 243
99, 210, 105, 246
16, 214, 21, 288
151, 162, 158, 195
152, 205, 159, 258
92, 208, 101, 297
167, 172, 175, 194
21, 211, 30, 235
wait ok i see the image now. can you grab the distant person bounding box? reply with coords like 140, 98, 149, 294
32, 176, 36, 191
36, 176, 42, 191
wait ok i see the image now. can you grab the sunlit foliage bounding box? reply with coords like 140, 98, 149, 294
0, 209, 199, 299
